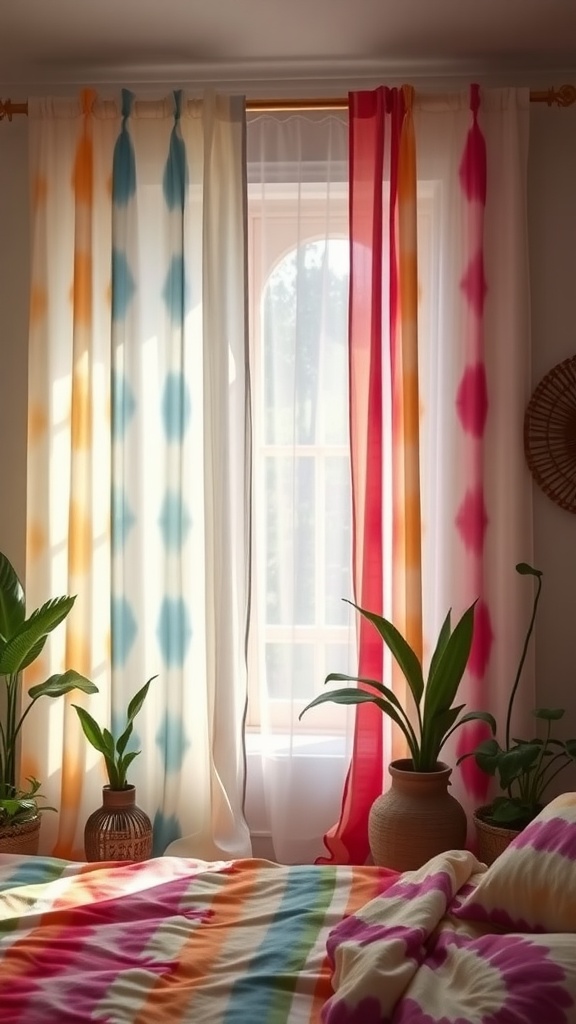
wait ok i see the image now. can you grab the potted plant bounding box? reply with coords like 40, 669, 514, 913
300, 597, 494, 869
458, 563, 576, 862
0, 550, 98, 854
73, 675, 157, 862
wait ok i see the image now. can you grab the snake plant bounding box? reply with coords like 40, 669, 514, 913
300, 597, 495, 772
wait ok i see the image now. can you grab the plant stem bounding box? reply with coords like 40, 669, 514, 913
527, 720, 550, 804
535, 752, 571, 793
505, 573, 542, 751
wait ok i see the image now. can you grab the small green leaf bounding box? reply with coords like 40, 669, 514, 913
532, 707, 565, 721
516, 562, 542, 578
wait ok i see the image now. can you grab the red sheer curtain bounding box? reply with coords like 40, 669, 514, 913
319, 88, 407, 865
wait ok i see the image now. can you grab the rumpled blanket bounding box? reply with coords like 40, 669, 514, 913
322, 849, 576, 1023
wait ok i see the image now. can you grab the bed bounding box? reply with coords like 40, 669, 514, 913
1, 793, 576, 1023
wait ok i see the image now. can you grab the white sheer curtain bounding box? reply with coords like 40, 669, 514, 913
24, 90, 251, 861
414, 89, 534, 819
244, 90, 533, 863
245, 112, 355, 864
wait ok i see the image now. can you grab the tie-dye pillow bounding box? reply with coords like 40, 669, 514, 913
454, 793, 576, 932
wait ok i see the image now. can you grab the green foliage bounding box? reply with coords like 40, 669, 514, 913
0, 551, 98, 822
0, 777, 56, 826
73, 676, 157, 790
299, 598, 493, 772
457, 564, 576, 829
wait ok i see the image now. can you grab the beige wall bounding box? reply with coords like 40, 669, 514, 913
0, 115, 29, 581
528, 105, 576, 776
1, 99, 576, 783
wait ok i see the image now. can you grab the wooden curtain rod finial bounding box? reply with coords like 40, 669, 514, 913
0, 98, 14, 122
531, 85, 576, 107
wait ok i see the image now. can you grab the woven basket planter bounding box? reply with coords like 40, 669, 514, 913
473, 806, 521, 865
84, 785, 153, 863
0, 814, 41, 855
368, 759, 467, 871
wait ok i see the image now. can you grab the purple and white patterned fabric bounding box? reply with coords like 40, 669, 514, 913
322, 845, 576, 1023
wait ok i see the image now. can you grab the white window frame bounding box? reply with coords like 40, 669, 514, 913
246, 184, 355, 732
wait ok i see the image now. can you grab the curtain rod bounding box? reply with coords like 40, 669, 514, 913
1, 85, 576, 120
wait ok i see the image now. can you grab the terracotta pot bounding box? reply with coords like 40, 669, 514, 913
0, 814, 41, 855
473, 805, 521, 865
84, 785, 153, 862
368, 758, 467, 870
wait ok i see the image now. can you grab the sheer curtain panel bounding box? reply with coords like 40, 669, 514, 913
24, 90, 252, 861
245, 112, 356, 864
322, 86, 533, 861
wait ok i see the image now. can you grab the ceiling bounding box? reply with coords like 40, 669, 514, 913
2, 0, 576, 94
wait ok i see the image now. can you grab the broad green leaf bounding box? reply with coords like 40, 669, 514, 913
126, 674, 157, 725
457, 710, 497, 733
532, 707, 565, 721
437, 709, 497, 757
464, 737, 501, 773
101, 729, 116, 760
72, 705, 109, 755
115, 722, 133, 758
423, 601, 476, 724
325, 673, 414, 717
0, 596, 76, 674
0, 552, 26, 641
422, 703, 465, 766
344, 599, 424, 705
498, 744, 541, 788
117, 750, 140, 788
426, 610, 452, 691
28, 670, 97, 701
104, 757, 120, 790
565, 739, 576, 759
489, 797, 534, 827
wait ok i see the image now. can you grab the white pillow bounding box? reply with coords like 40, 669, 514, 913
454, 793, 576, 932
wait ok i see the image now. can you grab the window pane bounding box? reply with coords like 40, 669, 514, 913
265, 455, 315, 625
265, 643, 315, 700
263, 239, 349, 446
326, 642, 358, 680
324, 456, 353, 625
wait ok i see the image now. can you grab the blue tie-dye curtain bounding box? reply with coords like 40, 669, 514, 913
25, 89, 251, 860
110, 90, 251, 859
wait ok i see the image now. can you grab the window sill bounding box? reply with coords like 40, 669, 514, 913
244, 730, 349, 758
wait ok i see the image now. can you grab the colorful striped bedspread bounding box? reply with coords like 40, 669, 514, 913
0, 853, 398, 1023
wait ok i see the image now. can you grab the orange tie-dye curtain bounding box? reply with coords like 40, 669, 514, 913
319, 86, 422, 865
24, 90, 252, 860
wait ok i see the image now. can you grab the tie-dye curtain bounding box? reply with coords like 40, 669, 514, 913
322, 86, 533, 863
24, 89, 252, 861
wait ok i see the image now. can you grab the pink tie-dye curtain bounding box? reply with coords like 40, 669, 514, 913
319, 86, 422, 865
320, 85, 533, 863
453, 84, 493, 802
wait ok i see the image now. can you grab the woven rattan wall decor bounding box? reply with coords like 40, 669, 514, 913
524, 355, 576, 513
